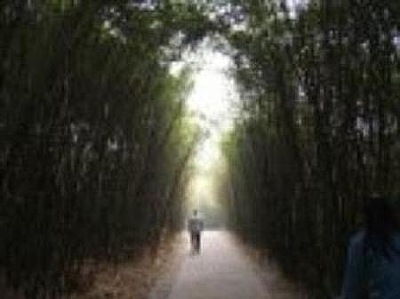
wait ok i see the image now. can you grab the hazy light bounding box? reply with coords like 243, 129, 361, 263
170, 39, 238, 217
188, 53, 234, 128
286, 0, 309, 18
186, 49, 238, 170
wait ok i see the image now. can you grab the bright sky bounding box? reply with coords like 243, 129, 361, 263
171, 44, 238, 169
170, 41, 238, 210
187, 50, 238, 170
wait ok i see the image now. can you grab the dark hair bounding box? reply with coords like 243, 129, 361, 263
363, 194, 400, 260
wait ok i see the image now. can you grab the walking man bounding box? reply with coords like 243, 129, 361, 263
188, 209, 204, 253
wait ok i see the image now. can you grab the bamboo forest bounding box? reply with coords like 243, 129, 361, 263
0, 1, 399, 298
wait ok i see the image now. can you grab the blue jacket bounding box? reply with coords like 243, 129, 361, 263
341, 230, 400, 299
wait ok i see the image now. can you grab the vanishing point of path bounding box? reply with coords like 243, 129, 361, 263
149, 231, 302, 299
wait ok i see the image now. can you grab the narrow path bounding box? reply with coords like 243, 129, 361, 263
150, 230, 302, 299
167, 231, 268, 299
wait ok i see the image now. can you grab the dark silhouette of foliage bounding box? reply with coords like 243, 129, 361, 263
0, 0, 208, 296
221, 0, 400, 297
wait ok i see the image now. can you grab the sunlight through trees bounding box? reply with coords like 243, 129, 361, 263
1, 1, 399, 298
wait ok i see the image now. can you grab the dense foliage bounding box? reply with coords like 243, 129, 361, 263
2, 0, 399, 297
222, 0, 400, 297
0, 0, 210, 296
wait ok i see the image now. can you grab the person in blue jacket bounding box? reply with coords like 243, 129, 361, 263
341, 194, 400, 299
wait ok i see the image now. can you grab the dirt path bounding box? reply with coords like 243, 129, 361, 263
0, 231, 302, 298
149, 231, 301, 299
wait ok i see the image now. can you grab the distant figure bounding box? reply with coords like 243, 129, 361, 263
340, 194, 400, 299
188, 209, 204, 253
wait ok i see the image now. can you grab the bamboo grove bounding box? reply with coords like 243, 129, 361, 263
0, 1, 213, 296
2, 0, 400, 297
221, 0, 400, 297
